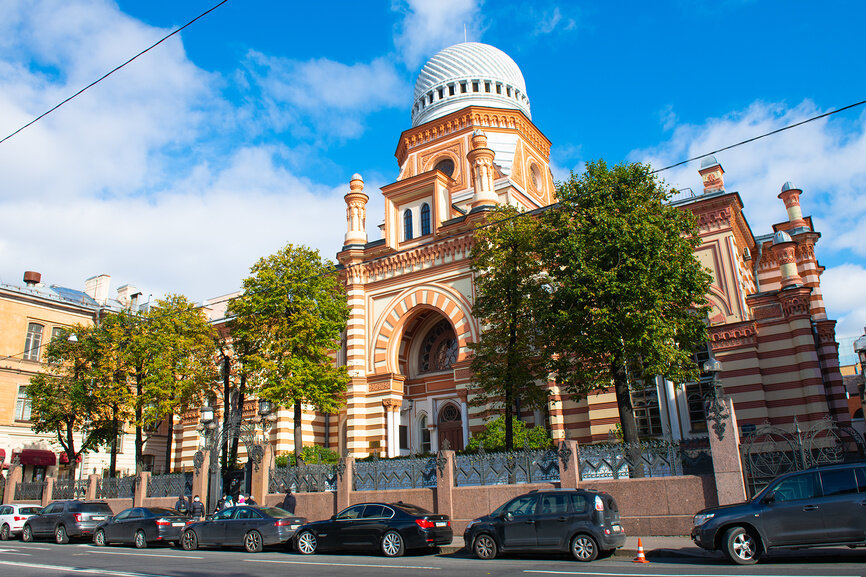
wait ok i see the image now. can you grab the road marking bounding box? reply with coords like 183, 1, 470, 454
0, 560, 174, 576
247, 558, 441, 570
82, 549, 204, 559
525, 571, 862, 577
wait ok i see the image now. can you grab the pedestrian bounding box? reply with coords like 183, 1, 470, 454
237, 494, 246, 505
246, 494, 257, 506
190, 495, 204, 520
174, 494, 189, 516
222, 494, 234, 509
280, 488, 296, 514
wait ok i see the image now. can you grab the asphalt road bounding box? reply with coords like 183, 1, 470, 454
0, 540, 864, 577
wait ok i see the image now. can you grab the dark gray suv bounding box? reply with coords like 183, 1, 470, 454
22, 500, 114, 544
463, 489, 625, 561
692, 462, 866, 564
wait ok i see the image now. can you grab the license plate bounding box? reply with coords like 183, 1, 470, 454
290, 525, 300, 530
172, 523, 185, 527
435, 521, 447, 527
612, 524, 622, 532
92, 516, 105, 521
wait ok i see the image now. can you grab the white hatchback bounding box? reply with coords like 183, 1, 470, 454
0, 504, 42, 540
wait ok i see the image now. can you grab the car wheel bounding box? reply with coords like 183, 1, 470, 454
570, 534, 598, 562
244, 530, 264, 553
134, 529, 148, 549
723, 526, 760, 565
22, 525, 33, 542
381, 531, 405, 558
472, 534, 497, 560
0, 524, 10, 541
55, 525, 69, 545
296, 531, 317, 555
180, 530, 198, 551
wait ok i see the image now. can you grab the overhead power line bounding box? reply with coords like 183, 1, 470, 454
0, 0, 231, 147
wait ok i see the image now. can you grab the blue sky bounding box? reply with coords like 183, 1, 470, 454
1, 0, 865, 347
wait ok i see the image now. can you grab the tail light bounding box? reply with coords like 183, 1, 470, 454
73, 514, 83, 522
274, 519, 292, 527
594, 496, 604, 512
13, 516, 26, 521
416, 518, 447, 529
155, 519, 170, 527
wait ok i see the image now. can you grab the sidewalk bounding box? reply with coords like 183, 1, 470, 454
441, 535, 706, 558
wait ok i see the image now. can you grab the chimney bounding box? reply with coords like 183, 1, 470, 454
698, 156, 725, 194
23, 271, 42, 287
778, 182, 809, 229
84, 274, 111, 304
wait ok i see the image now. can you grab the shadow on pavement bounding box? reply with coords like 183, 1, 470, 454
647, 546, 866, 566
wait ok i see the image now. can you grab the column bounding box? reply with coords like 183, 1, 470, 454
383, 400, 398, 458
2, 465, 22, 505
459, 393, 469, 447
86, 474, 99, 501
41, 478, 54, 507
434, 450, 454, 520
191, 450, 210, 505
134, 471, 150, 507
709, 398, 747, 505
557, 440, 581, 489
336, 456, 354, 513
249, 444, 272, 506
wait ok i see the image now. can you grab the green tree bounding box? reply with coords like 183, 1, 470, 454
469, 205, 550, 450
27, 325, 115, 477
228, 244, 350, 461
466, 416, 552, 451
540, 160, 712, 447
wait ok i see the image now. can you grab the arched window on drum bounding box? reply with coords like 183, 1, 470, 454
420, 203, 431, 236
404, 209, 413, 241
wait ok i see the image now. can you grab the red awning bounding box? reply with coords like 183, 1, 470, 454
58, 452, 81, 465
13, 449, 56, 467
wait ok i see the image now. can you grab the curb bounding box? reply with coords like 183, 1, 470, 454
439, 545, 710, 559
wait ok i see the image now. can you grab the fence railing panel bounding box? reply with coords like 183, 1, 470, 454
578, 439, 711, 480
454, 449, 560, 487
15, 481, 45, 501
52, 478, 88, 500
270, 464, 338, 493
96, 476, 137, 499
147, 472, 193, 498
353, 456, 438, 491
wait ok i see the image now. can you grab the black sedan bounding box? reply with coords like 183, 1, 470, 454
294, 502, 452, 557
180, 506, 306, 553
94, 507, 188, 548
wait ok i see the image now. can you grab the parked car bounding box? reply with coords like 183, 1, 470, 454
180, 506, 306, 553
22, 500, 114, 544
463, 489, 626, 562
294, 502, 452, 557
691, 461, 866, 564
0, 504, 41, 540
93, 507, 188, 548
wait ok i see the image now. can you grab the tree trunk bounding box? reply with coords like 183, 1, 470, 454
221, 354, 231, 471
230, 374, 246, 467
135, 373, 144, 473
504, 243, 517, 452
294, 401, 303, 463
612, 354, 643, 477
163, 413, 174, 473
109, 409, 118, 478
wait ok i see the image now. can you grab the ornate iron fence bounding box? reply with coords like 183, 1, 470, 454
578, 439, 711, 480
147, 472, 193, 498
353, 455, 440, 491
52, 478, 88, 500
16, 481, 45, 501
270, 463, 340, 493
96, 475, 137, 499
741, 416, 866, 497
453, 446, 562, 486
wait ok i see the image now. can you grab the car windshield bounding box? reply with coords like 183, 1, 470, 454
148, 508, 182, 516
259, 507, 292, 518
392, 503, 430, 516
70, 503, 113, 513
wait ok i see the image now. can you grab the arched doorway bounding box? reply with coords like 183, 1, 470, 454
438, 403, 463, 451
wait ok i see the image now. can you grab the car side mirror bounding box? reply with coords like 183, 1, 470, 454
762, 491, 775, 504
330, 515, 336, 521
503, 512, 514, 521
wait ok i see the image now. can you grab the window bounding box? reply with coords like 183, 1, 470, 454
540, 494, 568, 514
631, 387, 662, 438
770, 473, 819, 502
213, 508, 234, 520
362, 504, 387, 518
502, 495, 537, 516
403, 209, 413, 241
820, 469, 858, 496
434, 158, 455, 178
23, 323, 43, 361
336, 505, 365, 520
418, 320, 458, 373
421, 203, 431, 236
419, 415, 431, 453
15, 387, 31, 421
235, 507, 262, 519
569, 493, 588, 514
399, 425, 408, 450
856, 467, 866, 491
114, 509, 133, 521
448, 84, 455, 96
460, 82, 467, 93
685, 343, 713, 432
472, 81, 479, 92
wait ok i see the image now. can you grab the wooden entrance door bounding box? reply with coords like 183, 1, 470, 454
437, 403, 464, 451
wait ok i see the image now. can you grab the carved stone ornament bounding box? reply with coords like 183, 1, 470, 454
556, 441, 573, 471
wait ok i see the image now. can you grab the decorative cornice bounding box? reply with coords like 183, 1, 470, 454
778, 288, 812, 318
814, 319, 837, 345
340, 233, 475, 284
709, 320, 758, 351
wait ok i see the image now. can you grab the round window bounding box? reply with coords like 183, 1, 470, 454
434, 158, 455, 178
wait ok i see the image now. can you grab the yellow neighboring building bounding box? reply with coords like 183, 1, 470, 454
0, 271, 167, 481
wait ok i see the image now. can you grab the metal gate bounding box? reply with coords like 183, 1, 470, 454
740, 415, 866, 497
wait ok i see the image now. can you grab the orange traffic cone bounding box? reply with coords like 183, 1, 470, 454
633, 538, 649, 563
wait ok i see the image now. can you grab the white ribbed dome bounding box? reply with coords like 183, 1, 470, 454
411, 42, 530, 127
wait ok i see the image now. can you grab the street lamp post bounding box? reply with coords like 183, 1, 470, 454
194, 400, 276, 514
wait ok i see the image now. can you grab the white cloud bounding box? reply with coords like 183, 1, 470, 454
631, 100, 866, 338
532, 6, 578, 36
392, 0, 484, 68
